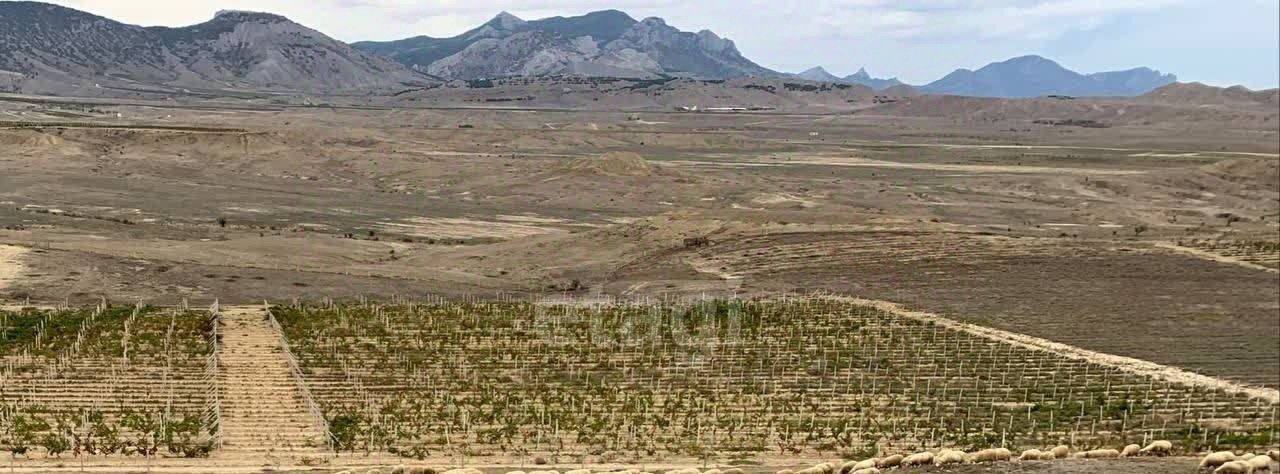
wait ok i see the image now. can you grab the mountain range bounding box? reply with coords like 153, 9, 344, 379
796, 56, 1175, 97
0, 2, 427, 94
0, 1, 1190, 98
352, 10, 776, 81
795, 66, 904, 90
918, 55, 1177, 98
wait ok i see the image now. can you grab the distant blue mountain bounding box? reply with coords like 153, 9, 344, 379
794, 66, 904, 90
921, 55, 1176, 98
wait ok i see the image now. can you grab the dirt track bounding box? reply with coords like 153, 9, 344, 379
0, 244, 27, 291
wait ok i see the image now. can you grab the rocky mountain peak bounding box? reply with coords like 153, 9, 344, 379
488, 11, 526, 30
212, 10, 290, 23
797, 66, 840, 82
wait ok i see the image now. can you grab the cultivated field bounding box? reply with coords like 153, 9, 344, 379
274, 297, 1277, 464
0, 303, 217, 459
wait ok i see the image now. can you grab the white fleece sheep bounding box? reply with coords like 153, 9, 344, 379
1140, 440, 1173, 456
1203, 450, 1244, 466
442, 469, 481, 474
901, 452, 934, 466
971, 448, 1011, 463
564, 469, 591, 474
837, 461, 857, 474
850, 469, 879, 474
1203, 452, 1239, 468
1121, 444, 1141, 457
1019, 449, 1044, 461
935, 449, 967, 466
1214, 461, 1254, 474
1247, 455, 1273, 471
848, 459, 877, 472
876, 455, 903, 469
1084, 449, 1120, 459
1050, 445, 1070, 459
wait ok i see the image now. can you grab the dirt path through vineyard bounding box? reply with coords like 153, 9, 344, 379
0, 244, 27, 292
216, 306, 331, 463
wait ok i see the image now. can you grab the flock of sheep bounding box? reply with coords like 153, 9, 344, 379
806, 443, 1277, 474
1200, 451, 1280, 473
333, 444, 1280, 474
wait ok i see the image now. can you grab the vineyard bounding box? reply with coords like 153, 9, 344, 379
274, 297, 1279, 463
1173, 238, 1280, 270
0, 303, 218, 459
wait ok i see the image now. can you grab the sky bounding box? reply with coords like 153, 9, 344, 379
50, 0, 1280, 89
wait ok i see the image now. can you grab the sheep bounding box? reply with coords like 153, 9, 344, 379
774, 470, 793, 474
366, 469, 384, 474
1246, 455, 1273, 471
875, 455, 902, 469
1214, 461, 1254, 474
794, 466, 827, 474
1203, 452, 1239, 468
505, 471, 528, 474
935, 450, 967, 466
850, 469, 880, 474
442, 469, 481, 474
391, 466, 410, 474
1019, 449, 1044, 461
1121, 444, 1141, 457
334, 471, 352, 474
1083, 449, 1120, 459
721, 469, 746, 474
901, 451, 934, 466
1270, 451, 1279, 462
1050, 445, 1070, 459
668, 469, 700, 474
837, 460, 857, 474
844, 459, 876, 473
1139, 440, 1173, 456
971, 448, 1011, 463
565, 469, 592, 474
703, 469, 723, 474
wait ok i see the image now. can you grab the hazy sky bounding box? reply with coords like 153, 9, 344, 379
52, 0, 1280, 89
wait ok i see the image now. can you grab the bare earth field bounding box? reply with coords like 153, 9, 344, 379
0, 88, 1276, 473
